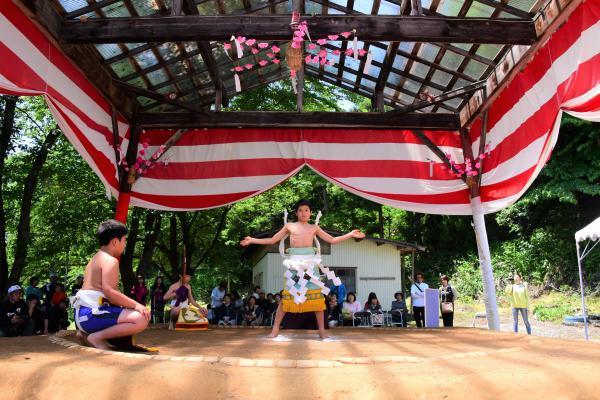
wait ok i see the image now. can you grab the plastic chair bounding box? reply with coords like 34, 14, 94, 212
472, 311, 487, 327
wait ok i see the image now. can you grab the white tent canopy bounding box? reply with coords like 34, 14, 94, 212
576, 217, 600, 243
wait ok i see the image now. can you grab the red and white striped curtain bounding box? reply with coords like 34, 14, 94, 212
1, 1, 598, 215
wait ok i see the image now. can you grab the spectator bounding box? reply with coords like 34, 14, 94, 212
328, 281, 346, 306
411, 272, 428, 328
391, 292, 408, 327
326, 293, 342, 327
51, 283, 67, 306
439, 275, 458, 327
252, 286, 261, 299
364, 292, 382, 311
364, 292, 384, 326
25, 276, 43, 302
71, 275, 84, 296
242, 296, 263, 327
274, 293, 282, 307
342, 292, 362, 325
130, 275, 148, 305
231, 290, 244, 323
505, 273, 531, 335
257, 291, 271, 316
0, 285, 34, 337
211, 282, 227, 309
46, 299, 70, 333
26, 294, 46, 334
150, 276, 166, 324
215, 294, 236, 326
42, 273, 59, 308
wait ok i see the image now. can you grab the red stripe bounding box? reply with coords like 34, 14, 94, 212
140, 128, 462, 148
481, 165, 536, 202
307, 159, 458, 180
132, 191, 258, 209
1, 3, 113, 117
48, 98, 118, 188
361, 188, 470, 205
0, 43, 47, 91
143, 158, 304, 179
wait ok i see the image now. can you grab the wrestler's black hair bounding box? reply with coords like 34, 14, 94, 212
293, 199, 313, 213
97, 219, 128, 246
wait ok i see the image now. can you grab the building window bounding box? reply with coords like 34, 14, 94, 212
329, 267, 356, 295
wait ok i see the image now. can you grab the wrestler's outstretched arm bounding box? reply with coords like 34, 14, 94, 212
316, 226, 365, 244
187, 288, 208, 316
101, 256, 150, 321
240, 224, 289, 247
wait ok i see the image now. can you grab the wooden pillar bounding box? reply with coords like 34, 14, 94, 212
411, 249, 416, 283
400, 250, 406, 299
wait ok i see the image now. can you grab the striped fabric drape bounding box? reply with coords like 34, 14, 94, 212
1, 1, 598, 215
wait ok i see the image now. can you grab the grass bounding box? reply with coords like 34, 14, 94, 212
453, 291, 599, 323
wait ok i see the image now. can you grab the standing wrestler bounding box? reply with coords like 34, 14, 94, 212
240, 200, 364, 339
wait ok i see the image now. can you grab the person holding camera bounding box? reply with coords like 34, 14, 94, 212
439, 275, 458, 327
0, 286, 34, 337
505, 273, 531, 335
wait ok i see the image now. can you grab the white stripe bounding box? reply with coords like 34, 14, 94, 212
481, 135, 547, 186
133, 174, 295, 196
560, 84, 600, 109
0, 12, 113, 131
0, 73, 41, 94
335, 177, 465, 195
473, 19, 600, 154
303, 142, 464, 162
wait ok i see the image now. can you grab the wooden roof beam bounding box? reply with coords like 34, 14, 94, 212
61, 15, 537, 45
136, 111, 460, 130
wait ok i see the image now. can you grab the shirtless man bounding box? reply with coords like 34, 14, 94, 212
240, 199, 364, 339
73, 220, 150, 349
163, 274, 207, 329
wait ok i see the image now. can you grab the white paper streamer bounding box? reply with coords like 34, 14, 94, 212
234, 73, 241, 92
291, 76, 298, 94
363, 51, 372, 74
429, 159, 434, 177
353, 36, 358, 60
232, 36, 243, 59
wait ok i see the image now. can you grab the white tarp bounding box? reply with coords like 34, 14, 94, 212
575, 216, 600, 242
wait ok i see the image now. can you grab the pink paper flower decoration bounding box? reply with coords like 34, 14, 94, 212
291, 41, 301, 48
236, 36, 246, 43
139, 148, 146, 155
234, 66, 244, 72
328, 35, 339, 41
244, 63, 253, 69
308, 43, 317, 50
318, 49, 327, 58
267, 52, 275, 58
258, 42, 269, 49
271, 45, 281, 53
223, 43, 232, 50
340, 31, 352, 38
332, 49, 341, 55
251, 48, 259, 54
345, 49, 354, 56
272, 58, 281, 64
259, 60, 268, 66
316, 38, 327, 45
245, 38, 256, 46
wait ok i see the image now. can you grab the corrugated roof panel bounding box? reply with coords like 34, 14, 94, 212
133, 49, 158, 69
95, 44, 122, 60
146, 68, 170, 85
110, 59, 136, 78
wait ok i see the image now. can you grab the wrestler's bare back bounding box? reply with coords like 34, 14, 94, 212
81, 250, 118, 292
286, 222, 319, 248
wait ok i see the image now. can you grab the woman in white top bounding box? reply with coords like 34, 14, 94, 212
342, 292, 361, 325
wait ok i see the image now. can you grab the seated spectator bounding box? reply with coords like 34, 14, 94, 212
0, 285, 34, 337
391, 292, 408, 327
274, 293, 282, 307
25, 276, 43, 302
71, 275, 84, 296
257, 291, 272, 324
42, 273, 59, 308
26, 294, 46, 334
231, 290, 244, 323
46, 300, 70, 333
51, 283, 66, 306
242, 296, 263, 327
215, 294, 237, 326
364, 292, 382, 312
252, 286, 261, 299
342, 292, 362, 325
326, 293, 342, 328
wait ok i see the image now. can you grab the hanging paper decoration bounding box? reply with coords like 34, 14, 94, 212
363, 51, 372, 74
234, 73, 241, 92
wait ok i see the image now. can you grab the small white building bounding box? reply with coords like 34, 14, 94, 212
246, 230, 424, 308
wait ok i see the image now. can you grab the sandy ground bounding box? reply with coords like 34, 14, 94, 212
1, 327, 599, 400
